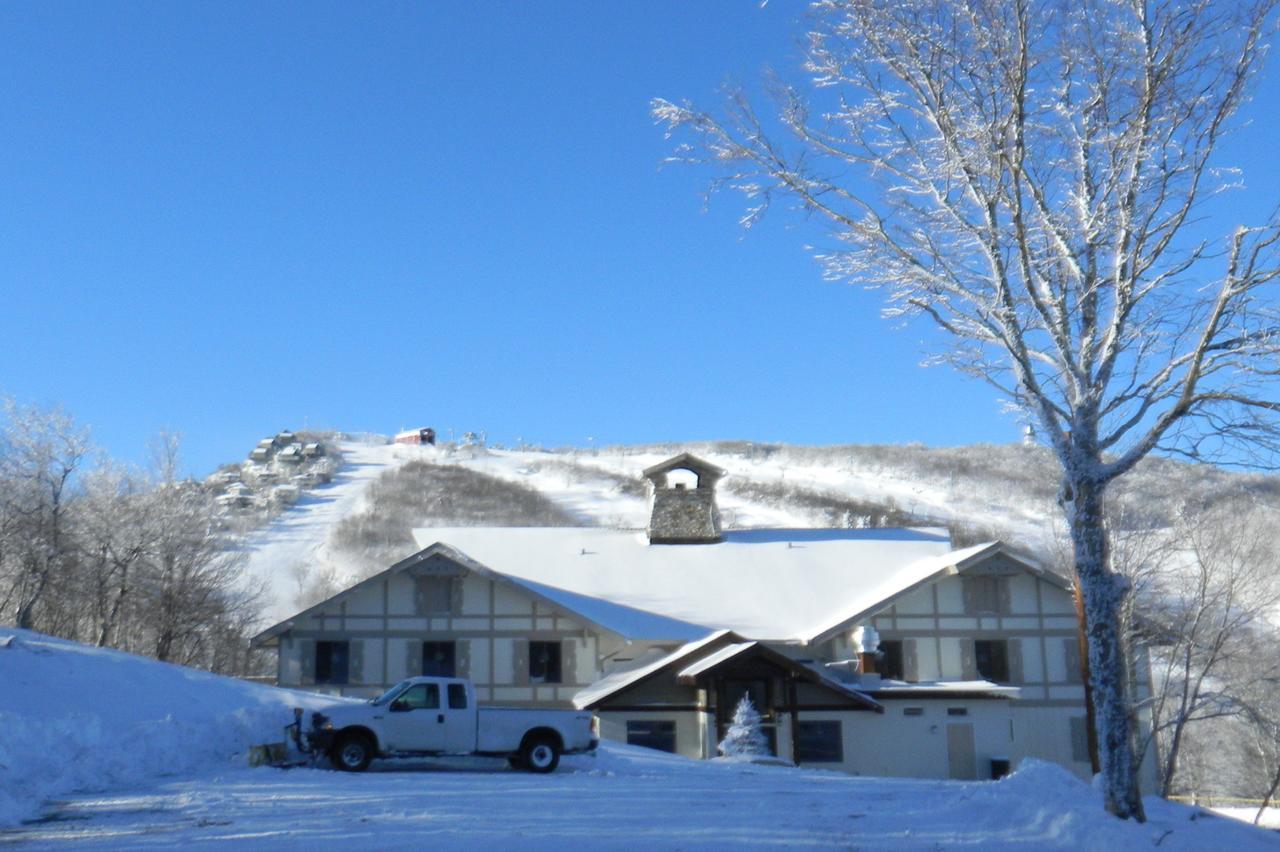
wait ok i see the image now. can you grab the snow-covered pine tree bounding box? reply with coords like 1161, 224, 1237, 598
718, 695, 770, 758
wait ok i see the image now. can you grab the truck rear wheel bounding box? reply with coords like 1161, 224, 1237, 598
331, 732, 374, 772
520, 736, 560, 774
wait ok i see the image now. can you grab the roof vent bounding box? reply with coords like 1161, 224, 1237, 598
642, 453, 725, 544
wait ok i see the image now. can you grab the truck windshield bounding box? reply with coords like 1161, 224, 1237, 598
370, 681, 410, 706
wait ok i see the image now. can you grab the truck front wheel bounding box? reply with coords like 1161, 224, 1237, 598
331, 732, 374, 772
520, 737, 560, 774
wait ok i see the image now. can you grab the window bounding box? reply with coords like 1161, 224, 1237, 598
903, 707, 924, 717
423, 641, 457, 677
796, 721, 843, 763
974, 640, 1010, 683
878, 640, 904, 680
947, 707, 968, 716
963, 576, 1005, 614
397, 683, 439, 710
315, 641, 349, 685
448, 683, 468, 709
626, 720, 676, 753
529, 641, 562, 684
416, 576, 454, 614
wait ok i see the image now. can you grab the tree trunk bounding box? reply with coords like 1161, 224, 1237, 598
1068, 475, 1146, 822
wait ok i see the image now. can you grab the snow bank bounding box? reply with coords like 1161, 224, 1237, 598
0, 629, 336, 827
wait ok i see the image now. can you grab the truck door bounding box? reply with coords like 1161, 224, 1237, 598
384, 683, 445, 752
442, 681, 478, 753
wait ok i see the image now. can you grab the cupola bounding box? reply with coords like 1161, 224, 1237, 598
642, 453, 725, 544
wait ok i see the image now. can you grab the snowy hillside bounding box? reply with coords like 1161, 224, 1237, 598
1, 628, 1276, 848
239, 436, 1280, 626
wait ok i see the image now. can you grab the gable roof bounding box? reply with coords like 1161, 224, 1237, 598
250, 541, 710, 646
801, 541, 1071, 645
411, 526, 958, 642
641, 453, 726, 484
572, 630, 882, 712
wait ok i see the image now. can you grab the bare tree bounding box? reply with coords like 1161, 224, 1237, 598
0, 399, 91, 630
655, 0, 1280, 820
1125, 500, 1280, 796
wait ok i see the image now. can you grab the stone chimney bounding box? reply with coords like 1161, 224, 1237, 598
642, 453, 725, 544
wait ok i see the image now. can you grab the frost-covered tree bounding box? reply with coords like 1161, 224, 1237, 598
719, 695, 771, 758
656, 0, 1280, 821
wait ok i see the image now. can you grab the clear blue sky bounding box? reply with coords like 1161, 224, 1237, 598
3, 2, 1278, 476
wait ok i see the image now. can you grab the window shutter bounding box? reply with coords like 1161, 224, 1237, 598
512, 640, 529, 686
903, 639, 919, 682
456, 639, 471, 680
1063, 639, 1082, 684
1007, 639, 1023, 684
561, 640, 577, 686
406, 640, 422, 678
450, 578, 464, 615
349, 640, 364, 684
998, 578, 1012, 615
961, 640, 977, 680
1070, 716, 1090, 763
300, 640, 316, 684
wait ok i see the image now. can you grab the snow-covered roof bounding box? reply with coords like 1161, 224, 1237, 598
572, 630, 734, 709
676, 642, 758, 680
411, 526, 957, 642
871, 679, 1021, 700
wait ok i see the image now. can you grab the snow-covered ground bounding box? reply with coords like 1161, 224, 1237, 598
2, 628, 1277, 849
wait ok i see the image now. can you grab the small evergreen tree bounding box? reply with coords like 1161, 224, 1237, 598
718, 695, 769, 757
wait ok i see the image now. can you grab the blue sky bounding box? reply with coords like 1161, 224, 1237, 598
3, 2, 1278, 476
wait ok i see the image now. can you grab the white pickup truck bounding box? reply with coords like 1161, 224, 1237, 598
297, 677, 598, 773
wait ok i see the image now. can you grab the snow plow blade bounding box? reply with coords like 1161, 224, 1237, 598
248, 742, 289, 767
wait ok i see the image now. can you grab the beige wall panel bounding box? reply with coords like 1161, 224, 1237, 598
343, 588, 383, 616
1043, 617, 1078, 630
815, 700, 1013, 778
388, 617, 429, 631
386, 575, 418, 615
1002, 617, 1039, 630
1040, 584, 1077, 614
495, 617, 533, 631
938, 617, 978, 631
359, 638, 386, 685
493, 584, 533, 615
1011, 706, 1089, 781
280, 637, 301, 685
1004, 575, 1035, 613
935, 579, 964, 614
1048, 685, 1086, 702
468, 639, 491, 684
1019, 637, 1045, 683
939, 637, 962, 678
493, 637, 514, 684
894, 617, 935, 631
916, 638, 941, 681
460, 576, 487, 615
894, 587, 933, 615
450, 618, 489, 630
492, 687, 534, 703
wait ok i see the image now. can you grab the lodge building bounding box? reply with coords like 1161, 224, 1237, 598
252, 453, 1157, 784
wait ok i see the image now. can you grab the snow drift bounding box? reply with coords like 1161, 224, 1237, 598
0, 629, 334, 827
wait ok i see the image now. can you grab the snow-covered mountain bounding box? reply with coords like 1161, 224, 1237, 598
236, 436, 1280, 627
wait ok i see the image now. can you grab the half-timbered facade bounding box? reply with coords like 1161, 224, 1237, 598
252, 453, 1156, 785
